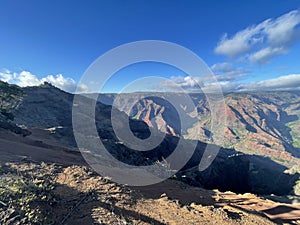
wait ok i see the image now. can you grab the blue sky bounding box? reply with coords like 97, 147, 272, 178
0, 0, 300, 93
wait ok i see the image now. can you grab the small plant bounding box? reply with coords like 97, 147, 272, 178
0, 164, 56, 224
293, 180, 300, 196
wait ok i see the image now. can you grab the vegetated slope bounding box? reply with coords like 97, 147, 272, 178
0, 81, 30, 136
100, 92, 300, 167
0, 81, 24, 111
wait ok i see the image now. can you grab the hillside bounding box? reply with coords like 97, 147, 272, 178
97, 92, 300, 168
0, 81, 300, 224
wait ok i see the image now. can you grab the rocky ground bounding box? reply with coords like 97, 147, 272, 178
0, 128, 299, 224
1, 161, 296, 225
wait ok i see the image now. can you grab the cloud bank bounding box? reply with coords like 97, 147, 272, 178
215, 10, 300, 64
0, 70, 88, 93
238, 74, 300, 92
160, 74, 300, 93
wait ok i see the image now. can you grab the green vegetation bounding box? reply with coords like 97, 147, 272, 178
0, 81, 24, 123
0, 108, 14, 120
0, 163, 56, 224
0, 80, 23, 95
293, 180, 300, 196
0, 80, 24, 113
286, 115, 300, 148
270, 156, 289, 164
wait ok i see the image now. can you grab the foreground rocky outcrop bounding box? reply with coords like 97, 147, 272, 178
1, 162, 295, 225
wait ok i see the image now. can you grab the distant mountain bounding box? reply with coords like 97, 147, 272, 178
95, 91, 300, 168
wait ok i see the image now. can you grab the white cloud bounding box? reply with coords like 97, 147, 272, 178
202, 81, 238, 93
0, 70, 88, 93
211, 62, 249, 81
248, 47, 287, 64
41, 74, 88, 93
265, 10, 300, 46
17, 71, 41, 87
239, 74, 300, 92
76, 83, 89, 93
160, 74, 235, 93
215, 10, 300, 63
160, 74, 300, 93
0, 69, 13, 82
215, 23, 266, 57
211, 62, 233, 72
160, 76, 204, 91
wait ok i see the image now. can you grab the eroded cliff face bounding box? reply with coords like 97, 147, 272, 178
97, 92, 300, 168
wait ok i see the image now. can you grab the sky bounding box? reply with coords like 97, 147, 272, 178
0, 0, 300, 93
